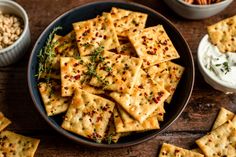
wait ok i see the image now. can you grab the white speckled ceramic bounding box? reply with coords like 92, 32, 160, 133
197, 35, 236, 93
163, 0, 233, 20
0, 0, 30, 66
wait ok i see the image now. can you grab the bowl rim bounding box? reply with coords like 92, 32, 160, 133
0, 0, 29, 54
176, 0, 233, 8
197, 34, 236, 92
27, 0, 195, 148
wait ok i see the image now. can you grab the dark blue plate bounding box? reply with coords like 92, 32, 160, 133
28, 1, 194, 148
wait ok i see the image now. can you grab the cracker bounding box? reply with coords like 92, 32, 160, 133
110, 7, 148, 37
196, 121, 236, 157
38, 81, 70, 116
207, 15, 236, 53
104, 116, 121, 143
212, 107, 234, 130
0, 131, 40, 157
61, 89, 115, 143
60, 57, 104, 96
0, 112, 11, 131
73, 13, 119, 56
191, 148, 204, 154
150, 103, 165, 121
90, 51, 143, 94
110, 70, 169, 123
113, 107, 159, 133
52, 31, 79, 70
146, 61, 184, 103
159, 143, 204, 157
128, 25, 180, 68
116, 43, 137, 57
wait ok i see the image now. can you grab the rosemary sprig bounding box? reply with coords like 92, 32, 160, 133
36, 26, 62, 81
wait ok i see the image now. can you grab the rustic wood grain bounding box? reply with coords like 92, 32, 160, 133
0, 0, 235, 156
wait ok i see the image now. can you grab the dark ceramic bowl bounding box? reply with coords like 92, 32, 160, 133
28, 1, 194, 148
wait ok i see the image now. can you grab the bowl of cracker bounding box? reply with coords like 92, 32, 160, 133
28, 1, 194, 147
163, 0, 233, 20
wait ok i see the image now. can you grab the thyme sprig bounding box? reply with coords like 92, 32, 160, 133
36, 26, 62, 81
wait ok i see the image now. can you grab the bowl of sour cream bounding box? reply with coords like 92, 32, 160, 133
197, 34, 236, 93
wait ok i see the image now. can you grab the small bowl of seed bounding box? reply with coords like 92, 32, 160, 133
0, 0, 30, 66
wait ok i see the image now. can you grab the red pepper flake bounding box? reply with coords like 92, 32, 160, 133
96, 116, 103, 122
138, 85, 144, 89
73, 63, 79, 67
74, 74, 80, 80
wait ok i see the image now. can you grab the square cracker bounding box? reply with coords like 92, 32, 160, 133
116, 43, 137, 57
113, 107, 159, 133
52, 31, 79, 70
159, 143, 203, 157
196, 121, 236, 157
61, 89, 115, 143
110, 7, 148, 37
150, 103, 165, 121
73, 13, 119, 56
128, 25, 180, 68
0, 131, 40, 157
38, 81, 70, 116
60, 57, 104, 96
40, 32, 79, 80
146, 61, 184, 103
104, 116, 121, 143
212, 107, 235, 130
90, 51, 143, 94
0, 112, 11, 131
110, 70, 169, 123
207, 15, 236, 53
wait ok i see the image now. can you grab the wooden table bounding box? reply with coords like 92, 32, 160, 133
0, 0, 235, 156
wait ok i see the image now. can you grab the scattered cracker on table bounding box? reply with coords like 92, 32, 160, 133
73, 13, 119, 56
146, 61, 184, 103
38, 81, 70, 116
128, 25, 180, 68
62, 89, 115, 143
0, 130, 40, 157
207, 15, 236, 53
60, 57, 104, 96
159, 143, 204, 157
110, 70, 169, 123
0, 112, 11, 131
212, 107, 235, 130
90, 51, 143, 94
110, 7, 148, 37
113, 107, 159, 133
196, 121, 236, 157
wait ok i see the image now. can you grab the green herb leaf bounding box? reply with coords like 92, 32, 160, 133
36, 26, 62, 81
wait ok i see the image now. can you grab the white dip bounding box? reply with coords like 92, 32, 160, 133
202, 37, 236, 86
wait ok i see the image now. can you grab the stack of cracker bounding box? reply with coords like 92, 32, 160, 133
0, 112, 40, 156
158, 107, 236, 157
37, 7, 185, 143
